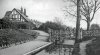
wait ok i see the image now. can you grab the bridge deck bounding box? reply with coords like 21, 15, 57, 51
0, 41, 52, 55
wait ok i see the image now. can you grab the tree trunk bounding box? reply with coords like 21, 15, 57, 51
87, 18, 91, 31
87, 22, 90, 31
75, 0, 81, 43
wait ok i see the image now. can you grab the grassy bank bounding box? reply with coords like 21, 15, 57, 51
86, 37, 100, 55
0, 29, 37, 48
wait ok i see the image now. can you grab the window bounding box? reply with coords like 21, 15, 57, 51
12, 12, 13, 14
18, 15, 20, 18
15, 15, 17, 18
14, 11, 16, 14
12, 15, 14, 18
21, 19, 24, 22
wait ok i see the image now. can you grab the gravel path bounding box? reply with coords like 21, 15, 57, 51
79, 40, 93, 55
0, 30, 50, 55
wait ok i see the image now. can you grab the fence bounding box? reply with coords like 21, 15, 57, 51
48, 28, 66, 43
82, 29, 100, 37
47, 28, 75, 55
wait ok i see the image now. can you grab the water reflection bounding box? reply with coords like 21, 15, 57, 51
36, 48, 72, 55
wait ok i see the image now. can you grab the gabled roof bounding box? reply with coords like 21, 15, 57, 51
3, 8, 36, 26
5, 11, 12, 17
13, 8, 31, 22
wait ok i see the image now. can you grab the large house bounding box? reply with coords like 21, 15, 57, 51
2, 7, 35, 29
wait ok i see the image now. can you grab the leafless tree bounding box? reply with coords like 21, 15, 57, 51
64, 0, 100, 30
53, 17, 63, 25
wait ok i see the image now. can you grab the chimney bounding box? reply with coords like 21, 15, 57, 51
21, 7, 23, 13
24, 8, 26, 15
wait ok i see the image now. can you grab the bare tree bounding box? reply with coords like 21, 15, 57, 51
64, 0, 100, 30
75, 0, 81, 43
53, 17, 63, 25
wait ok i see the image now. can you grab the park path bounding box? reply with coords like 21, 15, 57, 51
34, 30, 49, 41
0, 30, 51, 55
79, 40, 93, 55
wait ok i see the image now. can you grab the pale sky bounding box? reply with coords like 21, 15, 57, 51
0, 0, 100, 29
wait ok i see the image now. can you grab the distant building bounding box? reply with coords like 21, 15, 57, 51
4, 7, 29, 22
2, 7, 35, 29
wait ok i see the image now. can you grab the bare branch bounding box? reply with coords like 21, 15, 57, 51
80, 9, 87, 17
64, 0, 100, 22
65, 10, 77, 17
81, 19, 87, 22
89, 5, 94, 13
96, 2, 100, 7
81, 5, 87, 12
81, 0, 87, 10
95, 1, 100, 12
95, 6, 100, 11
86, 0, 91, 18
70, 0, 77, 5
90, 0, 97, 21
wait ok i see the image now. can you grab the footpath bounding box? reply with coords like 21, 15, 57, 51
0, 30, 51, 55
79, 39, 93, 55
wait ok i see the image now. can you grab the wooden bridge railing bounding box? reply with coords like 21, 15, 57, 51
24, 42, 53, 55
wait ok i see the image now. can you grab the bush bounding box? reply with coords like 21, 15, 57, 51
82, 36, 92, 41
86, 37, 100, 55
38, 21, 65, 32
0, 29, 36, 47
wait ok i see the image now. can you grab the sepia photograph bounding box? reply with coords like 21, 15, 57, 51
0, 0, 100, 55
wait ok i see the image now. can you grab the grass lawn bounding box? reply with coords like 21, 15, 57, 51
0, 29, 37, 48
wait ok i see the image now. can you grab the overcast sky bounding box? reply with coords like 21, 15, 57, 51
0, 0, 100, 29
